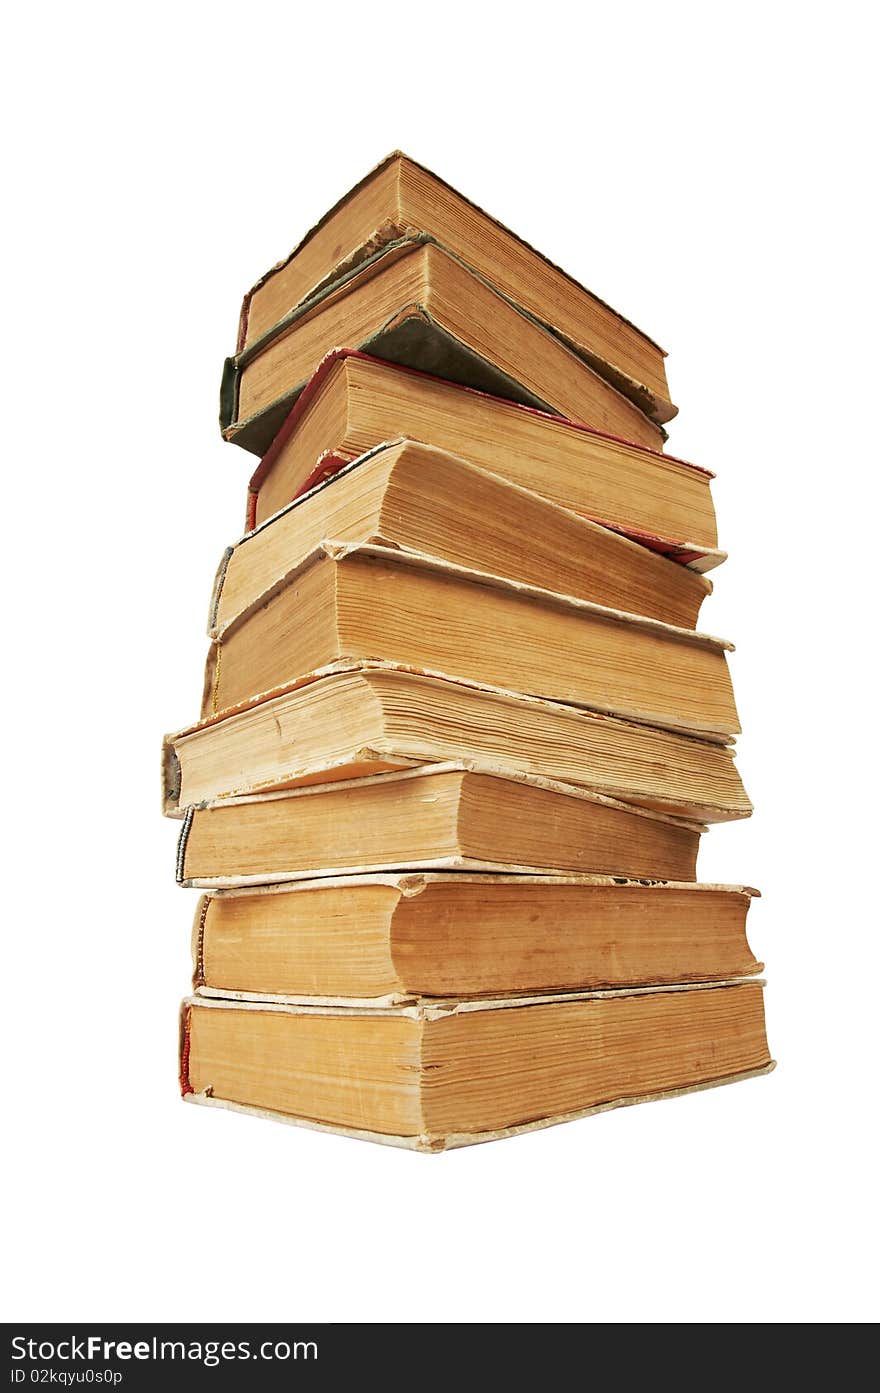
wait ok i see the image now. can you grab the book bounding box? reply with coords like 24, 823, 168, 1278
180, 982, 772, 1150
193, 872, 762, 1003
244, 351, 722, 570
175, 766, 703, 888
202, 542, 738, 738
163, 664, 751, 823
237, 151, 676, 424
221, 240, 666, 457
211, 438, 711, 638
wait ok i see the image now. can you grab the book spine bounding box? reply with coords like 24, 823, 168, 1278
219, 356, 239, 434
162, 738, 182, 816
236, 293, 251, 355
178, 1003, 194, 1096
175, 808, 194, 885
207, 547, 234, 636
191, 897, 210, 988
201, 643, 220, 718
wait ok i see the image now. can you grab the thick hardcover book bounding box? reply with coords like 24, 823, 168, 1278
221, 239, 666, 456
201, 541, 739, 739
210, 439, 712, 637
192, 872, 762, 1004
175, 765, 704, 888
236, 151, 676, 424
163, 663, 751, 824
243, 351, 722, 571
180, 982, 773, 1151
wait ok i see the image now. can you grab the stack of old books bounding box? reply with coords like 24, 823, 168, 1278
165, 152, 773, 1152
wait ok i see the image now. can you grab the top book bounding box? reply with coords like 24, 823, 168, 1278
236, 152, 676, 426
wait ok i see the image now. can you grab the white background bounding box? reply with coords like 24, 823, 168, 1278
3, 1, 878, 1324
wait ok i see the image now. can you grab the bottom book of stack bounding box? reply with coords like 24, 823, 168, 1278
179, 873, 773, 1152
